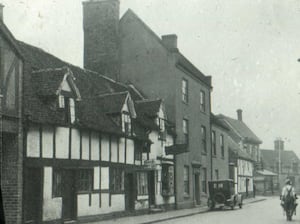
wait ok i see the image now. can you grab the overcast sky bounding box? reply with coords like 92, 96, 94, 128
2, 0, 300, 155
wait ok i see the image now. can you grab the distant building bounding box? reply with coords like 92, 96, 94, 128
261, 138, 300, 193
217, 109, 262, 197
211, 114, 230, 181
82, 0, 213, 208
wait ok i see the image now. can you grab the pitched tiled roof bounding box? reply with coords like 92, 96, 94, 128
31, 68, 67, 96
211, 113, 230, 131
218, 114, 262, 144
17, 40, 165, 138
135, 99, 162, 117
261, 149, 300, 167
95, 92, 129, 114
228, 137, 253, 161
134, 99, 162, 131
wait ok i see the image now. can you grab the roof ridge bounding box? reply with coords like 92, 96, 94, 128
136, 99, 162, 103
97, 91, 129, 98
32, 67, 66, 74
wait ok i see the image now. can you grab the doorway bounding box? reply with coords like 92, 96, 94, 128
125, 173, 135, 211
24, 168, 42, 224
148, 171, 156, 207
194, 174, 200, 205
246, 178, 249, 197
62, 170, 76, 221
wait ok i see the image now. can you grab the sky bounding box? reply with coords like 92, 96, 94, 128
2, 0, 300, 155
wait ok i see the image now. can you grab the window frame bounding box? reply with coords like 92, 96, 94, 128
201, 126, 207, 154
137, 172, 148, 196
200, 90, 205, 112
212, 131, 216, 156
183, 119, 189, 144
122, 112, 132, 136
110, 167, 125, 194
77, 169, 93, 193
182, 79, 188, 103
52, 169, 62, 198
220, 134, 225, 158
183, 166, 190, 195
201, 167, 207, 193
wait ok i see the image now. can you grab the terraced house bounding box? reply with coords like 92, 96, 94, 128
82, 0, 212, 208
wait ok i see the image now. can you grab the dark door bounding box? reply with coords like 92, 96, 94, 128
24, 168, 42, 224
125, 173, 135, 211
246, 178, 249, 197
62, 170, 76, 221
194, 174, 200, 205
148, 171, 155, 207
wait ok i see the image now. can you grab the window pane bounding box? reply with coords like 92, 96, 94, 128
77, 169, 93, 192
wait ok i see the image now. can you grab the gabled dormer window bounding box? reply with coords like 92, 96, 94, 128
122, 112, 131, 135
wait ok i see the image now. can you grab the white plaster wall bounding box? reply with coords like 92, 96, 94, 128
149, 132, 159, 160
42, 127, 53, 158
94, 167, 100, 190
126, 139, 134, 164
111, 137, 118, 163
82, 132, 89, 160
77, 193, 125, 217
43, 167, 62, 221
91, 132, 99, 161
71, 129, 80, 159
101, 167, 109, 190
27, 126, 40, 157
101, 135, 109, 161
119, 138, 125, 163
55, 127, 69, 159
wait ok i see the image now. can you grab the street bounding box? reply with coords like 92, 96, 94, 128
154, 197, 297, 224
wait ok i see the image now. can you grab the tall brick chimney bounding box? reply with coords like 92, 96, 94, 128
82, 0, 120, 81
0, 4, 4, 21
237, 109, 243, 121
162, 34, 178, 52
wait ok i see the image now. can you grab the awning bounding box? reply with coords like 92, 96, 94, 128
165, 144, 188, 155
256, 169, 277, 176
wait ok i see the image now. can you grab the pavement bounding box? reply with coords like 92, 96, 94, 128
87, 196, 268, 224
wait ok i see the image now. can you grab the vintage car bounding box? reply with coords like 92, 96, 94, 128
207, 179, 243, 210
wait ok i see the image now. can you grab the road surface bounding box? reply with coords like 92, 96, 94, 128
155, 197, 297, 224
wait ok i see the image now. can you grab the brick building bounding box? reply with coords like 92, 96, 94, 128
0, 9, 24, 224
211, 114, 230, 181
82, 0, 213, 209
261, 138, 300, 193
218, 110, 262, 197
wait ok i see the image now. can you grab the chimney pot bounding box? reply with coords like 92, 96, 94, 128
237, 109, 243, 121
162, 34, 178, 51
0, 4, 4, 22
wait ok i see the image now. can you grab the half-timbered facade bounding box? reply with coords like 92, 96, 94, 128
16, 39, 175, 223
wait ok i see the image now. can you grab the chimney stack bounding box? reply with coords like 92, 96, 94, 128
274, 138, 284, 151
162, 34, 178, 52
0, 4, 4, 21
82, 0, 120, 81
237, 109, 243, 121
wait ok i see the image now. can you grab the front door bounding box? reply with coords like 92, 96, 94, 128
62, 170, 76, 221
125, 173, 135, 211
148, 171, 156, 207
194, 174, 200, 205
24, 168, 42, 224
